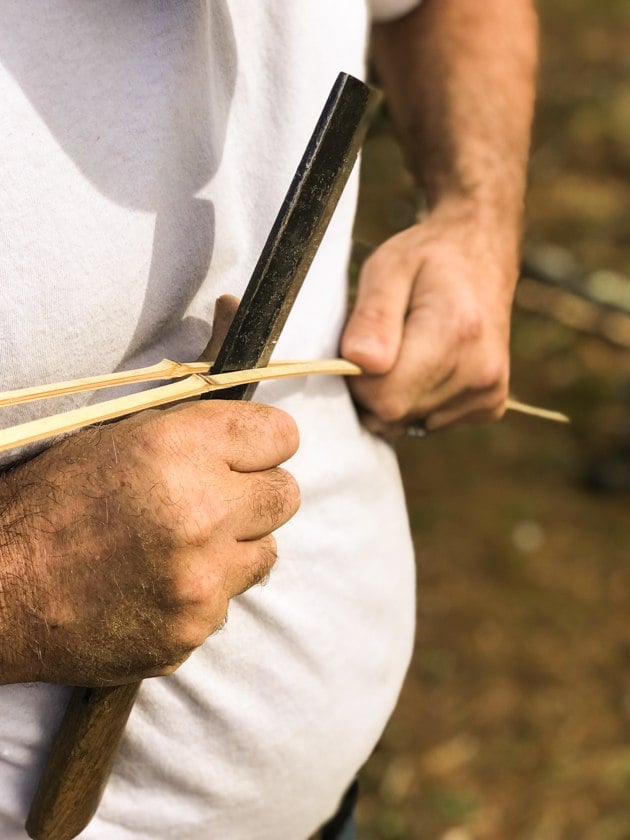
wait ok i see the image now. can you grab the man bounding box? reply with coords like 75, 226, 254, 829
0, 1, 537, 837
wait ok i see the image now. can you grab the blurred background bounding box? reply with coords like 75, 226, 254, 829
354, 1, 630, 837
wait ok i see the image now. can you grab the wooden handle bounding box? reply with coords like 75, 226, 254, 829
26, 682, 140, 840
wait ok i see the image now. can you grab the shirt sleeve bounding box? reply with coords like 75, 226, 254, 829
368, 0, 422, 23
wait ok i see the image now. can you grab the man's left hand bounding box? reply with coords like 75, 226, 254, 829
341, 206, 518, 435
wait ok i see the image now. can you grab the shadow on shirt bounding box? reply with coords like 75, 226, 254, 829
0, 0, 237, 367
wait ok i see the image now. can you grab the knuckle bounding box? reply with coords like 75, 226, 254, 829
164, 569, 200, 609
222, 402, 253, 440
496, 376, 510, 403
172, 620, 211, 652
353, 303, 396, 330
475, 364, 501, 390
153, 642, 195, 674
171, 595, 229, 650
488, 399, 507, 422
354, 258, 405, 328
174, 401, 244, 451
154, 661, 183, 678
363, 245, 403, 279
279, 468, 301, 516
270, 408, 300, 456
251, 468, 300, 526
373, 394, 410, 424
255, 534, 278, 579
473, 359, 506, 391
129, 640, 193, 679
127, 411, 201, 476
169, 561, 229, 610
466, 398, 506, 427
234, 536, 278, 595
219, 403, 300, 461
454, 308, 483, 344
361, 251, 386, 281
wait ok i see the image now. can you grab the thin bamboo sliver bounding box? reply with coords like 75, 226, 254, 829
0, 358, 568, 455
505, 398, 569, 424
0, 360, 361, 453
0, 359, 210, 407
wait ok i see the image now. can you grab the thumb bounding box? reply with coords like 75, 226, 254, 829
198, 295, 240, 363
341, 260, 409, 374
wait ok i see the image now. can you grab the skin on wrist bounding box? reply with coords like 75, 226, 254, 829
427, 197, 523, 285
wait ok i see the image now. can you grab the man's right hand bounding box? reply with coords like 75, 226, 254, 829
0, 400, 300, 687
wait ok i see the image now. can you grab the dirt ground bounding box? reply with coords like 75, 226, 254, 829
355, 2, 630, 838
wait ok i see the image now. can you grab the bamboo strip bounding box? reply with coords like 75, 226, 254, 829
0, 359, 210, 407
0, 360, 361, 453
505, 398, 569, 424
0, 377, 208, 453
0, 359, 569, 455
0, 359, 315, 407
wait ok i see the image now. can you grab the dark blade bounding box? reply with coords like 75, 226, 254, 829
204, 72, 380, 401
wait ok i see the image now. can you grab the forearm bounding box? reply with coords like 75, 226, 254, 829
371, 0, 538, 258
344, 0, 538, 430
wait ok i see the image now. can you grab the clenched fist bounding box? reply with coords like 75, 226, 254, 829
342, 205, 517, 435
0, 400, 299, 686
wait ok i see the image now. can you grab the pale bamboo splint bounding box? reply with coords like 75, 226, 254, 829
0, 360, 361, 453
0, 359, 211, 407
0, 359, 569, 456
504, 398, 569, 425
0, 357, 311, 407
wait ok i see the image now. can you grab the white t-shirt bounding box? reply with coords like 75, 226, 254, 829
0, 2, 419, 837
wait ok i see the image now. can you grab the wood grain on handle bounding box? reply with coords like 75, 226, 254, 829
26, 683, 140, 840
